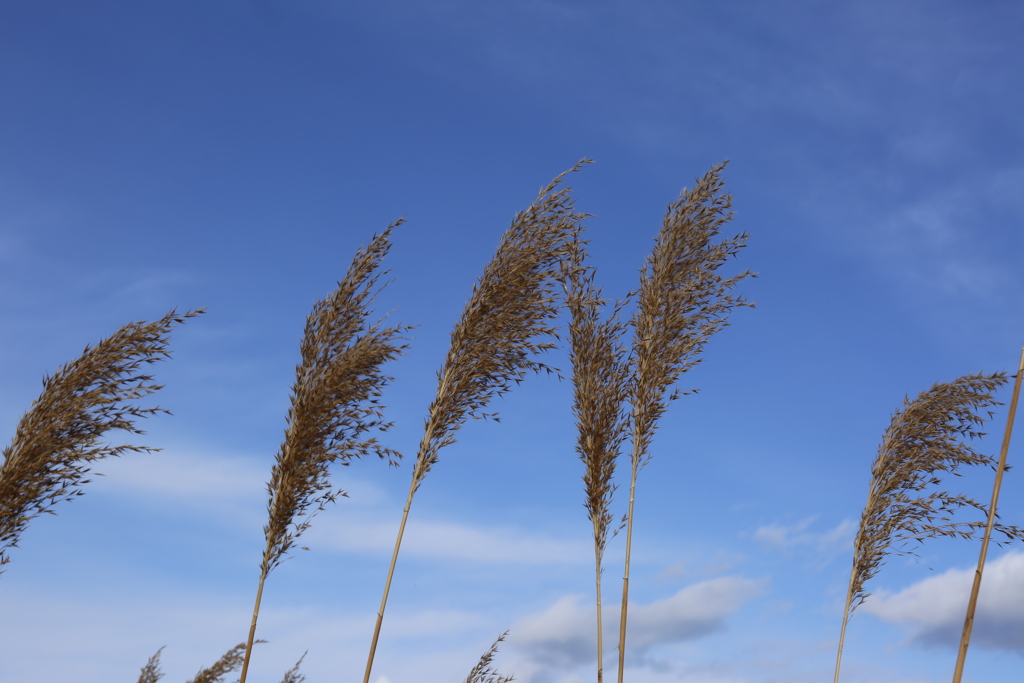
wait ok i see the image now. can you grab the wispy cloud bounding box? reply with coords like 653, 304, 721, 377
505, 576, 766, 680
863, 551, 1024, 653
857, 166, 1024, 301
310, 514, 591, 565
752, 517, 855, 566
90, 449, 268, 505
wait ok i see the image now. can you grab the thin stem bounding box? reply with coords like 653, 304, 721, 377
238, 438, 288, 683
951, 345, 1024, 683
594, 533, 605, 683
238, 569, 268, 683
363, 395, 443, 683
833, 566, 856, 683
363, 474, 418, 683
616, 453, 639, 683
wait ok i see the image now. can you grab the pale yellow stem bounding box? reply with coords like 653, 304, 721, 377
616, 452, 639, 683
362, 466, 420, 683
833, 564, 857, 683
239, 564, 269, 683
594, 529, 605, 683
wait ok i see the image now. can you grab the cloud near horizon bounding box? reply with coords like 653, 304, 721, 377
505, 576, 766, 679
862, 551, 1024, 654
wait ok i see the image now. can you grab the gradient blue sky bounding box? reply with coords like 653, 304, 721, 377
2, 2, 1024, 682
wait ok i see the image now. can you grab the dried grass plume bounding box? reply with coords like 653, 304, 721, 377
464, 631, 514, 683
363, 161, 590, 683
0, 308, 203, 574
616, 161, 753, 682
563, 236, 630, 683
240, 223, 410, 682
833, 372, 1024, 682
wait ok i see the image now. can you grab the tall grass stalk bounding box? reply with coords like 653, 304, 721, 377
239, 225, 410, 683
563, 237, 630, 683
616, 162, 753, 683
833, 372, 1024, 683
952, 346, 1024, 683
0, 309, 202, 575
362, 162, 590, 683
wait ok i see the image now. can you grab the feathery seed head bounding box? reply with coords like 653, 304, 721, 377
630, 161, 754, 467
563, 237, 630, 554
464, 631, 514, 683
847, 372, 1024, 612
0, 308, 203, 574
262, 223, 411, 574
187, 642, 263, 683
412, 161, 592, 487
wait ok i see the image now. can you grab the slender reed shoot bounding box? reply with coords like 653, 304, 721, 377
617, 161, 753, 683
363, 161, 590, 683
563, 236, 630, 683
240, 224, 410, 682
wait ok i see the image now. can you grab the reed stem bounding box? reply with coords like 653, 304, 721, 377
239, 570, 268, 683
362, 459, 422, 683
832, 569, 856, 683
616, 460, 637, 683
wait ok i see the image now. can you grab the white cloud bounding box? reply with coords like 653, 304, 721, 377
505, 576, 766, 680
0, 582, 492, 683
91, 447, 394, 509
90, 446, 591, 566
752, 517, 855, 565
93, 449, 266, 501
862, 551, 1024, 653
310, 514, 591, 565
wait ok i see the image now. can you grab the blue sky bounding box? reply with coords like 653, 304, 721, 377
2, 1, 1024, 682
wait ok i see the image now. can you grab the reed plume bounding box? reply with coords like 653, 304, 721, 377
239, 224, 410, 683
363, 161, 590, 683
616, 161, 753, 682
136, 646, 165, 683
136, 643, 303, 683
0, 309, 203, 575
187, 642, 257, 683
279, 651, 308, 683
833, 372, 1024, 683
562, 237, 630, 683
463, 631, 514, 683
952, 347, 1024, 683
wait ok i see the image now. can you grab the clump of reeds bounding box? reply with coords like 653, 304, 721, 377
138, 642, 306, 683
239, 223, 411, 683
562, 236, 630, 683
0, 309, 203, 575
464, 631, 514, 683
362, 161, 591, 683
833, 372, 1024, 683
616, 161, 753, 682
